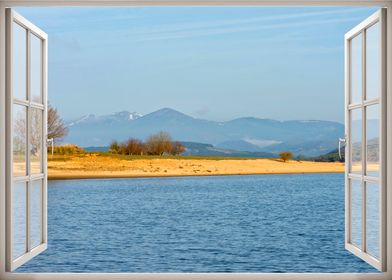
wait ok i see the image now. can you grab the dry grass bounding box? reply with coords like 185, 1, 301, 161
47, 153, 345, 180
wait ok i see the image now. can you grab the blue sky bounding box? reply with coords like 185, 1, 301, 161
16, 6, 377, 123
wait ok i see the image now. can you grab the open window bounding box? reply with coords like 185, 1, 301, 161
5, 9, 48, 271
0, 4, 390, 277
345, 9, 386, 271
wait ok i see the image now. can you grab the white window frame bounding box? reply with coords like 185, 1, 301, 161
0, 1, 391, 280
344, 9, 387, 271
6, 8, 48, 272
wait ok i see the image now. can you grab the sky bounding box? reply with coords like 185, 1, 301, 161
15, 6, 378, 123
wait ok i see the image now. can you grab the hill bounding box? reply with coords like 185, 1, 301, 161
64, 108, 345, 157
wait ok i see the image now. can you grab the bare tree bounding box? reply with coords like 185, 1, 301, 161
14, 109, 43, 159
109, 132, 184, 156
144, 131, 172, 156
14, 109, 27, 156
118, 142, 128, 155
48, 104, 68, 143
30, 109, 43, 156
171, 141, 185, 155
126, 138, 143, 155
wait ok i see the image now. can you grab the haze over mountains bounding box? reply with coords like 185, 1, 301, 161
64, 108, 345, 157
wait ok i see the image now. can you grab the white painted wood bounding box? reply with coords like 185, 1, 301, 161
0, 4, 6, 277
4, 6, 13, 274
5, 8, 48, 272
379, 7, 388, 273
345, 12, 381, 41
0, 0, 391, 6
344, 19, 350, 255
344, 9, 387, 272
0, 1, 390, 280
41, 19, 48, 248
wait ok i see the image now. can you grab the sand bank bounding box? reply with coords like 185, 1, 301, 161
48, 154, 345, 180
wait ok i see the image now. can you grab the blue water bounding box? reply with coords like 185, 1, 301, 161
17, 173, 377, 272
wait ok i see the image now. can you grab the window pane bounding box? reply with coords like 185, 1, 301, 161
366, 105, 379, 177
31, 180, 42, 249
13, 181, 26, 259
30, 33, 42, 104
351, 34, 363, 104
351, 179, 362, 248
366, 22, 380, 101
31, 108, 43, 174
366, 181, 380, 259
13, 105, 26, 177
350, 109, 362, 174
12, 22, 27, 101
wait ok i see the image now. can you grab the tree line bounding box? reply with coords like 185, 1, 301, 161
109, 131, 186, 156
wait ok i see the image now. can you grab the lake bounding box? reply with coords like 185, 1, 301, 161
16, 173, 377, 273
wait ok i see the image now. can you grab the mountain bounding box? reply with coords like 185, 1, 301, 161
181, 142, 276, 158
64, 108, 344, 157
67, 111, 142, 127
313, 148, 345, 162
216, 140, 263, 152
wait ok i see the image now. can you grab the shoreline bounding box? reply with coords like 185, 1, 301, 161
46, 155, 346, 181
48, 170, 345, 180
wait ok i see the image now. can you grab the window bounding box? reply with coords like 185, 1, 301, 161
344, 10, 386, 271
5, 9, 48, 271
0, 1, 391, 280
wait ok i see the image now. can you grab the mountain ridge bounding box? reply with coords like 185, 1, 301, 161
64, 107, 345, 157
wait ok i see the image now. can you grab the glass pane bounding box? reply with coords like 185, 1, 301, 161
31, 108, 43, 174
12, 181, 26, 259
351, 34, 363, 104
366, 181, 380, 259
12, 22, 27, 101
351, 179, 362, 248
30, 33, 42, 104
366, 105, 380, 177
31, 180, 42, 249
350, 109, 362, 174
366, 22, 380, 101
13, 105, 26, 177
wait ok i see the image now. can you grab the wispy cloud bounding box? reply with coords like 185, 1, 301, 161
24, 6, 374, 37
127, 7, 370, 37
60, 7, 372, 52
21, 6, 368, 123
131, 15, 363, 42
16, 7, 146, 32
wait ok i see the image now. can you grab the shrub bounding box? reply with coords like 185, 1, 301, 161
279, 151, 293, 162
118, 142, 128, 155
109, 132, 184, 156
50, 144, 85, 155
109, 140, 120, 153
171, 141, 185, 155
144, 131, 173, 156
125, 138, 144, 155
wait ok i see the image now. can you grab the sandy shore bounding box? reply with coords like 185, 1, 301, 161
47, 154, 345, 180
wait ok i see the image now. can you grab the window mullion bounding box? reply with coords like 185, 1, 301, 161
361, 29, 367, 254
25, 28, 31, 253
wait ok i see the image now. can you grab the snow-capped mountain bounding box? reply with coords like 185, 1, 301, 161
63, 108, 345, 157
67, 111, 142, 127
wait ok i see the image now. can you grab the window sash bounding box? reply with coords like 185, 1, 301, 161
0, 1, 391, 280
5, 8, 48, 272
344, 9, 387, 271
